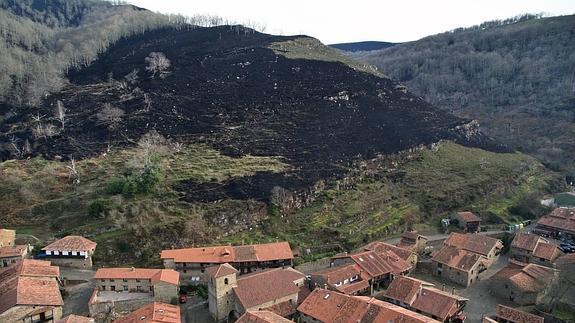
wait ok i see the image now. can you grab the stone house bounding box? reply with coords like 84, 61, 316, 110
112, 302, 180, 323
490, 261, 557, 305
454, 212, 482, 233
363, 240, 418, 269
41, 235, 97, 268
0, 228, 16, 247
510, 232, 562, 266
236, 310, 292, 323
90, 267, 179, 321
535, 208, 575, 239
207, 263, 305, 322
382, 275, 468, 322
56, 314, 95, 323
330, 249, 412, 293
397, 231, 428, 254
297, 288, 441, 323
309, 263, 370, 295
431, 245, 488, 287
161, 241, 293, 284
443, 233, 503, 266
0, 259, 63, 323
0, 244, 31, 267
491, 304, 544, 323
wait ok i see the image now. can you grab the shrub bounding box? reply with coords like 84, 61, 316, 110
106, 177, 126, 195
121, 177, 138, 197
88, 198, 111, 218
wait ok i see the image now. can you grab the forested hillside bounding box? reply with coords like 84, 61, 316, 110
354, 14, 575, 172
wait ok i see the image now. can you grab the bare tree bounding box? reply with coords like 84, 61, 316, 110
66, 157, 80, 184
55, 100, 66, 130
124, 69, 139, 84
137, 130, 168, 167
145, 52, 171, 78
143, 93, 152, 112
96, 103, 125, 130
271, 186, 293, 210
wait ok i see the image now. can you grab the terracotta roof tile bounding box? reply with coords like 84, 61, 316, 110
0, 228, 16, 247
511, 233, 543, 251
264, 300, 297, 317
56, 314, 95, 323
533, 242, 561, 261
94, 268, 179, 285
333, 250, 411, 280
431, 245, 484, 272
236, 310, 292, 323
496, 304, 544, 323
537, 208, 575, 233
233, 268, 303, 309
493, 262, 556, 293
160, 242, 293, 263
556, 253, 575, 265
456, 211, 482, 223
363, 241, 415, 262
206, 263, 239, 278
383, 275, 423, 305
298, 289, 440, 323
334, 279, 370, 295
311, 264, 361, 285
42, 236, 97, 252
0, 245, 28, 258
444, 233, 502, 257
113, 302, 181, 323
0, 260, 63, 315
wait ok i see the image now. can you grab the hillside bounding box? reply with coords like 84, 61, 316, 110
350, 14, 575, 173
329, 41, 396, 52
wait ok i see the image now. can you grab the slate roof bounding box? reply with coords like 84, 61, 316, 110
233, 268, 303, 309
206, 263, 239, 278
42, 236, 97, 252
94, 268, 179, 285
236, 310, 292, 323
113, 302, 180, 323
298, 288, 440, 322
431, 245, 484, 272
0, 260, 63, 316
496, 304, 544, 323
444, 233, 502, 257
160, 241, 293, 263
493, 261, 556, 293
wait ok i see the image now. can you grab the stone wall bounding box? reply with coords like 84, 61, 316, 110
89, 297, 153, 323
47, 256, 93, 268
153, 281, 178, 303
0, 305, 62, 322
97, 278, 152, 293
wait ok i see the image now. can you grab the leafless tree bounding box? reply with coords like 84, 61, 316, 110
31, 113, 46, 123
32, 123, 58, 139
143, 93, 152, 112
96, 103, 125, 129
271, 186, 293, 209
124, 69, 139, 84
23, 139, 32, 155
145, 52, 171, 78
137, 130, 168, 167
55, 100, 66, 130
66, 157, 80, 184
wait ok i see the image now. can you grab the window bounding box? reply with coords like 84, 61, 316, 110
224, 278, 229, 285
136, 279, 141, 282
123, 285, 128, 291
471, 270, 473, 274
540, 258, 545, 261
137, 286, 142, 292
101, 286, 106, 291
101, 279, 105, 282
110, 279, 115, 282
123, 279, 128, 282
111, 286, 116, 291
437, 263, 442, 268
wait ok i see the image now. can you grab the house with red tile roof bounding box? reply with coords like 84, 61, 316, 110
113, 302, 181, 323
490, 260, 558, 305
297, 288, 441, 323
236, 310, 292, 323
454, 211, 482, 232
491, 304, 544, 323
41, 235, 97, 268
431, 245, 488, 287
397, 231, 428, 254
0, 244, 31, 267
0, 228, 16, 247
207, 263, 304, 322
510, 232, 562, 266
330, 249, 412, 293
382, 276, 468, 322
0, 259, 63, 322
535, 207, 575, 239
363, 240, 418, 269
161, 241, 293, 283
89, 268, 179, 321
443, 233, 503, 265
56, 314, 95, 323
309, 263, 370, 296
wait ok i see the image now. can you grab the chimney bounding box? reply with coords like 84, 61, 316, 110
324, 284, 328, 290
452, 287, 455, 295
130, 267, 135, 271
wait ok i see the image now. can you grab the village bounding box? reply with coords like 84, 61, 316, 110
1, 202, 574, 323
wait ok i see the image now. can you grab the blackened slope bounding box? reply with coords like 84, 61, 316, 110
24, 26, 486, 200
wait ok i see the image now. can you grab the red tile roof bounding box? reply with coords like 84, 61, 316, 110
333, 250, 412, 280
233, 268, 304, 309
298, 288, 440, 322
511, 233, 561, 261
431, 245, 484, 272
363, 241, 415, 262
384, 276, 467, 321
493, 261, 556, 293
496, 304, 544, 323
556, 253, 575, 266
0, 260, 63, 316
236, 310, 292, 323
42, 236, 97, 252
334, 279, 370, 295
0, 228, 16, 247
94, 268, 179, 285
311, 264, 361, 286
511, 233, 543, 251
536, 208, 575, 233
56, 314, 95, 323
456, 211, 482, 223
264, 300, 297, 317
533, 242, 562, 261
0, 244, 28, 258
113, 302, 181, 323
206, 263, 239, 278
444, 233, 502, 257
160, 241, 293, 263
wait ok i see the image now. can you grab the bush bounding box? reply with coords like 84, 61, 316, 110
88, 198, 111, 218
106, 177, 126, 195
121, 177, 138, 197
105, 165, 162, 197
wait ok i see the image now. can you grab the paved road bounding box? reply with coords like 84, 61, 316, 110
60, 268, 96, 317
182, 296, 213, 323
384, 230, 507, 245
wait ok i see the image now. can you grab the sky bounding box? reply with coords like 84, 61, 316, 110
128, 0, 575, 44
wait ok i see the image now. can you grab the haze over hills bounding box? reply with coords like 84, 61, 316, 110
329, 41, 396, 52
348, 14, 575, 174
0, 1, 561, 265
